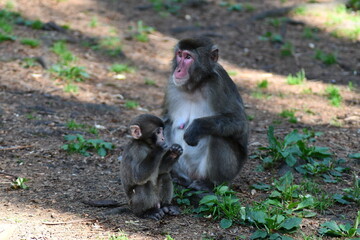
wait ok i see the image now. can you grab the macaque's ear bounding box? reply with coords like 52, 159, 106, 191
130, 125, 142, 139
210, 46, 219, 62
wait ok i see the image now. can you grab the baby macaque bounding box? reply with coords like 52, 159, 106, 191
120, 114, 183, 220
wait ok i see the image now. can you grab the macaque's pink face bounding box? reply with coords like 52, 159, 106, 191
173, 50, 194, 86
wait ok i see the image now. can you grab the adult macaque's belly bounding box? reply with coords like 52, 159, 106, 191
169, 97, 214, 180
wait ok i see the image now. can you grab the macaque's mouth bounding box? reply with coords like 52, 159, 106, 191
173, 75, 188, 86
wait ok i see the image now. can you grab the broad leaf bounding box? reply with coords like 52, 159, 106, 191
295, 197, 314, 211
250, 230, 268, 239
250, 210, 267, 224
220, 218, 232, 229
348, 153, 360, 159
252, 183, 272, 191
284, 130, 302, 145
280, 217, 302, 230
97, 147, 107, 157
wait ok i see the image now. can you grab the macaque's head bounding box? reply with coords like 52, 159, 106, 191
129, 114, 167, 148
172, 37, 218, 89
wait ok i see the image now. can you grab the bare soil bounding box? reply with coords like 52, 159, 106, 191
0, 0, 359, 239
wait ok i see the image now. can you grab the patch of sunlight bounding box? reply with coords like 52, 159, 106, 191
292, 3, 360, 41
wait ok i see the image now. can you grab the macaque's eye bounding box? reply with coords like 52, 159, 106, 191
185, 54, 191, 59
177, 51, 182, 57
156, 128, 162, 134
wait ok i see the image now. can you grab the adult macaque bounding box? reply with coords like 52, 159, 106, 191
120, 114, 183, 220
163, 37, 249, 191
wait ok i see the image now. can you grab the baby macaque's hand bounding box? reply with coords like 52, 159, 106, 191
169, 144, 183, 159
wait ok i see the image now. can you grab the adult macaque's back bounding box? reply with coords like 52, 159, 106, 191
163, 37, 249, 191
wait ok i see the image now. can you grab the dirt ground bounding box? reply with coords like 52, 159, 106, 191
0, 0, 359, 239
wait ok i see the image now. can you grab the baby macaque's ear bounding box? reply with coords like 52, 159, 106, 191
130, 125, 142, 139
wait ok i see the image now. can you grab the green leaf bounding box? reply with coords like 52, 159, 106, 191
295, 197, 314, 210
269, 190, 282, 199
103, 142, 114, 150
199, 195, 218, 205
349, 153, 360, 159
267, 126, 278, 149
219, 218, 232, 229
280, 217, 302, 230
311, 146, 332, 157
333, 194, 352, 204
97, 147, 107, 157
322, 221, 342, 232
250, 230, 268, 239
252, 183, 272, 191
284, 130, 302, 145
270, 233, 294, 240
301, 210, 317, 218
250, 210, 267, 224
64, 135, 77, 141
285, 154, 297, 167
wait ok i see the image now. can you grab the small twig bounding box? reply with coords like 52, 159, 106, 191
0, 145, 33, 151
0, 172, 18, 180
42, 219, 97, 225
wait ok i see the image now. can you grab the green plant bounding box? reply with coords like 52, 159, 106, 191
51, 41, 76, 64
281, 42, 294, 57
95, 36, 123, 56
302, 88, 313, 94
286, 69, 306, 85
109, 64, 135, 73
314, 49, 337, 65
0, 33, 16, 42
296, 158, 347, 183
63, 83, 79, 93
333, 175, 360, 205
220, 2, 243, 11
325, 85, 342, 107
349, 153, 360, 159
89, 16, 98, 28
62, 134, 114, 157
247, 115, 255, 121
259, 31, 283, 43
108, 233, 129, 240
165, 235, 174, 240
11, 177, 29, 190
318, 211, 360, 237
0, 18, 13, 33
302, 27, 318, 39
20, 38, 40, 47
66, 120, 99, 135
150, 0, 183, 15
195, 185, 242, 229
258, 126, 332, 169
0, 9, 19, 34
348, 81, 358, 91
257, 80, 269, 89
347, 0, 360, 10
31, 19, 44, 29
174, 187, 192, 206
136, 21, 155, 42
51, 65, 89, 82
248, 205, 302, 239
267, 17, 287, 28
279, 109, 297, 123
22, 58, 38, 68
251, 90, 272, 99
144, 78, 156, 86
124, 100, 139, 109
5, 1, 15, 10
227, 70, 238, 76
292, 6, 307, 15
